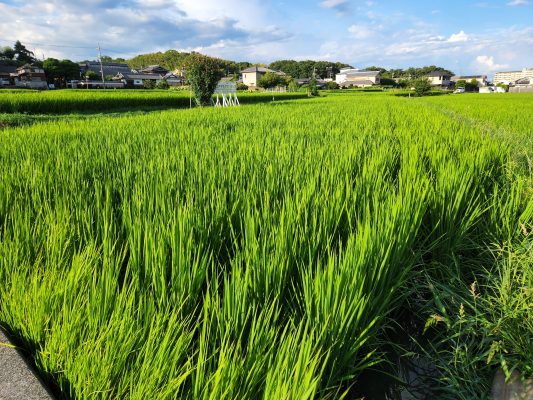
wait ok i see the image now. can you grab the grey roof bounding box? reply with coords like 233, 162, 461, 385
115, 73, 163, 80
139, 65, 169, 74
241, 66, 273, 73
453, 75, 486, 79
344, 70, 380, 77
340, 80, 375, 86
427, 70, 451, 77
0, 65, 17, 75
81, 62, 131, 77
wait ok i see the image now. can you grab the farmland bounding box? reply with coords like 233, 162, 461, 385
0, 91, 531, 399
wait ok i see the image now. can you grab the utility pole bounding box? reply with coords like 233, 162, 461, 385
97, 43, 105, 87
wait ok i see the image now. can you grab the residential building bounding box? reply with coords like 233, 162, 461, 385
241, 66, 285, 88
494, 68, 533, 84
451, 75, 488, 86
335, 69, 381, 87
509, 77, 533, 93
0, 64, 17, 86
426, 71, 452, 88
13, 64, 48, 89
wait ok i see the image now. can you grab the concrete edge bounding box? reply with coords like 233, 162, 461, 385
0, 328, 55, 400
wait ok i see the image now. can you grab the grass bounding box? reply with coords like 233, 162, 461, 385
0, 91, 531, 399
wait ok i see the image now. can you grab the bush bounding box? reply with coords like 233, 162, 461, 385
326, 81, 339, 90
143, 80, 155, 89
236, 82, 248, 91
156, 80, 170, 90
413, 78, 431, 96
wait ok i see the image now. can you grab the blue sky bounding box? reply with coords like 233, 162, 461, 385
0, 0, 531, 75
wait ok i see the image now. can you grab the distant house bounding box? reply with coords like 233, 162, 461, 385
12, 64, 48, 89
426, 71, 452, 88
0, 64, 17, 86
241, 66, 285, 88
451, 75, 488, 87
295, 78, 327, 88
335, 69, 381, 87
79, 61, 131, 78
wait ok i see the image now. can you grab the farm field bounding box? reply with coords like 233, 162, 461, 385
0, 91, 531, 399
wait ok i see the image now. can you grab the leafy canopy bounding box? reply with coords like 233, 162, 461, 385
185, 53, 224, 106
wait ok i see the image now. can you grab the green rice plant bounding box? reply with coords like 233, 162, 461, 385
0, 92, 529, 399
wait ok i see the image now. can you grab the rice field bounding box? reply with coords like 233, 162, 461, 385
0, 91, 531, 399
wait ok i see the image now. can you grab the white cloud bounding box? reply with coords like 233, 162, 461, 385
320, 0, 348, 8
475, 55, 509, 71
348, 24, 375, 39
448, 30, 468, 42
507, 0, 529, 6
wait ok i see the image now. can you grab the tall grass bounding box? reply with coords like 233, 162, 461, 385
0, 93, 529, 398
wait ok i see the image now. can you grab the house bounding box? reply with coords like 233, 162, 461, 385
510, 77, 533, 93
426, 71, 452, 88
335, 69, 381, 87
79, 61, 131, 79
0, 64, 17, 86
295, 78, 327, 88
494, 68, 533, 85
241, 66, 285, 88
12, 64, 48, 89
451, 75, 488, 87
162, 72, 185, 86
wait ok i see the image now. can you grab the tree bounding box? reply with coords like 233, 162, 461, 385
42, 58, 81, 87
185, 53, 224, 106
85, 70, 99, 80
258, 72, 283, 89
455, 79, 466, 88
0, 46, 16, 60
413, 78, 432, 96
308, 78, 319, 96
13, 41, 37, 65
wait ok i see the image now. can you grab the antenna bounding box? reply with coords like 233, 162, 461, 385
97, 43, 105, 85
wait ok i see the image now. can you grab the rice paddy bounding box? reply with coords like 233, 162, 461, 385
0, 91, 531, 399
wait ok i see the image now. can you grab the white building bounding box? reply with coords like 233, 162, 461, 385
426, 71, 452, 88
335, 68, 381, 87
494, 68, 533, 84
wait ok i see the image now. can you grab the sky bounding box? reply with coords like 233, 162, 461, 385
0, 0, 532, 75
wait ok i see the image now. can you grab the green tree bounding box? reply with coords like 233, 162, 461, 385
258, 72, 283, 89
455, 79, 466, 88
0, 46, 16, 60
84, 70, 99, 80
185, 53, 224, 106
413, 78, 431, 96
13, 41, 37, 65
308, 78, 319, 96
43, 58, 79, 87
